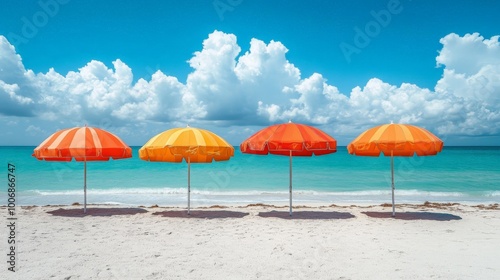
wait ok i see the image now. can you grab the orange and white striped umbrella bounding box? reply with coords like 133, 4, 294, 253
33, 126, 132, 213
34, 126, 132, 161
347, 123, 443, 216
139, 126, 234, 214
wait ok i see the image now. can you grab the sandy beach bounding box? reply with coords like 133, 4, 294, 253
2, 203, 499, 279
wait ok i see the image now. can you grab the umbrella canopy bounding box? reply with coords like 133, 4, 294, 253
139, 126, 234, 214
347, 123, 444, 216
240, 121, 337, 215
33, 126, 132, 213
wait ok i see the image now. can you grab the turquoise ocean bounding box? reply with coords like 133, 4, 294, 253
1, 146, 499, 207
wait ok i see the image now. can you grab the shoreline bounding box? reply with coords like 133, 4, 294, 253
8, 189, 500, 209
3, 201, 500, 209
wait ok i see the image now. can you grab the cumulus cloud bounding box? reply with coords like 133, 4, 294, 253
0, 31, 499, 142
434, 33, 500, 135
436, 33, 500, 75
255, 32, 500, 137
436, 33, 500, 106
257, 73, 348, 124
186, 31, 302, 124
0, 36, 35, 116
25, 124, 46, 135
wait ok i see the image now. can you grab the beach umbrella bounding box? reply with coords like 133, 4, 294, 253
240, 121, 337, 216
347, 123, 443, 217
139, 126, 234, 214
33, 126, 132, 213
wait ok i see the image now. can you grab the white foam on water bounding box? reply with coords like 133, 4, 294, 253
11, 188, 499, 207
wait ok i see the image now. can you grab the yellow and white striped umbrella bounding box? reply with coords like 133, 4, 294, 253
139, 126, 234, 213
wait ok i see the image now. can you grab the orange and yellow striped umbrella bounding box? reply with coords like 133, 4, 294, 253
139, 127, 234, 163
33, 126, 132, 213
347, 123, 443, 156
347, 123, 443, 216
139, 126, 234, 213
240, 121, 337, 216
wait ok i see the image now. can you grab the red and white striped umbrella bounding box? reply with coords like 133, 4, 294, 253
34, 126, 132, 213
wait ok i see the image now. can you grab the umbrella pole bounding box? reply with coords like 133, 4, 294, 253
391, 151, 395, 217
188, 157, 191, 215
289, 150, 292, 216
84, 158, 87, 214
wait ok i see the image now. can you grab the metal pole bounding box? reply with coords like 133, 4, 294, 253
391, 150, 395, 217
84, 158, 87, 214
289, 150, 292, 216
188, 157, 191, 215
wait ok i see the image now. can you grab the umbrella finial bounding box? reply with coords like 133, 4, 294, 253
288, 119, 292, 123
186, 124, 190, 128
390, 120, 394, 124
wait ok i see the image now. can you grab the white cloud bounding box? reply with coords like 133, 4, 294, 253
436, 33, 500, 76
115, 70, 189, 122
433, 33, 500, 135
0, 81, 32, 104
185, 31, 242, 121
254, 33, 500, 137
185, 31, 302, 123
25, 124, 46, 135
435, 33, 500, 108
0, 36, 36, 116
0, 31, 499, 143
235, 38, 300, 85
0, 36, 26, 82
257, 73, 348, 124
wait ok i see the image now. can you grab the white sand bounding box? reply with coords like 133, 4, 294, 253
2, 203, 499, 279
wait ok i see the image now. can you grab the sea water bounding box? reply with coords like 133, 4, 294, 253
1, 146, 499, 207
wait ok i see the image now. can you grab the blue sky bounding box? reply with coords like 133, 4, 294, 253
1, 0, 499, 146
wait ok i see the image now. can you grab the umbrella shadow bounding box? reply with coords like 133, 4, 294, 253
362, 211, 462, 221
258, 210, 355, 220
47, 207, 149, 217
153, 210, 249, 219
